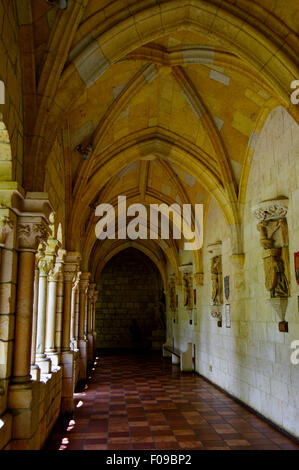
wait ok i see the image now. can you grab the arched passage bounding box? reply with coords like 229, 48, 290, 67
95, 247, 165, 350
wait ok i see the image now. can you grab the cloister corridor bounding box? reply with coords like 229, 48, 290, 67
45, 352, 299, 451
0, 0, 299, 452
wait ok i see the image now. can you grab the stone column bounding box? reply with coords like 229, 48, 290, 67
74, 282, 80, 350
35, 250, 53, 375
12, 220, 49, 384
87, 283, 96, 362
60, 252, 81, 414
92, 289, 99, 354
55, 249, 66, 360
8, 193, 52, 450
70, 271, 81, 350
44, 239, 61, 367
30, 248, 44, 381
78, 272, 90, 381
0, 213, 14, 405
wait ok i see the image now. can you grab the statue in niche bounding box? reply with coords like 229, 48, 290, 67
264, 250, 289, 298
211, 255, 222, 305
258, 218, 290, 298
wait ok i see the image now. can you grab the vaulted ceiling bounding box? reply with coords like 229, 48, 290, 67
17, 0, 299, 280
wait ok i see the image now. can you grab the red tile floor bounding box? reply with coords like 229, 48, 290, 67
45, 352, 299, 450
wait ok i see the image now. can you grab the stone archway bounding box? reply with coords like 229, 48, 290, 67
95, 247, 165, 351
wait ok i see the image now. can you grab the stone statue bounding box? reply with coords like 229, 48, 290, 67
211, 255, 222, 305
271, 255, 289, 298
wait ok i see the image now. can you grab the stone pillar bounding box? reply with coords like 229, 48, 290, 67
30, 250, 43, 382
12, 219, 49, 384
92, 289, 99, 354
78, 272, 90, 381
44, 239, 61, 367
70, 271, 81, 350
0, 213, 14, 411
55, 249, 66, 360
74, 283, 80, 350
87, 283, 96, 362
60, 252, 80, 414
35, 250, 53, 375
8, 193, 52, 450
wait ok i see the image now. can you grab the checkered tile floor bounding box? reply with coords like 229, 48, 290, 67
45, 352, 299, 450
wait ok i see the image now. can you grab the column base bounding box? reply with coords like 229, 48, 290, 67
36, 356, 52, 374
60, 351, 75, 415
30, 365, 40, 382
45, 351, 60, 368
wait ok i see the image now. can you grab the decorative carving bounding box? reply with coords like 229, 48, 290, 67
253, 198, 290, 330
211, 255, 223, 305
38, 256, 54, 276
263, 249, 289, 298
252, 199, 288, 222
17, 222, 48, 251
48, 263, 63, 282
0, 216, 13, 246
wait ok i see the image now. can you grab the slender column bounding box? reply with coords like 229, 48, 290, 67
12, 220, 49, 384
60, 252, 81, 414
78, 272, 90, 381
92, 290, 99, 354
8, 194, 53, 449
35, 250, 53, 374
87, 283, 96, 362
74, 286, 80, 349
70, 271, 81, 350
30, 253, 42, 381
44, 239, 61, 367
55, 249, 66, 359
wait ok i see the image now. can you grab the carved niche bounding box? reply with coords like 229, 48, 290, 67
208, 242, 223, 326
253, 200, 290, 299
252, 199, 290, 331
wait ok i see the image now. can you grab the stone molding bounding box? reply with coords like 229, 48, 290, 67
17, 219, 49, 251
252, 198, 288, 222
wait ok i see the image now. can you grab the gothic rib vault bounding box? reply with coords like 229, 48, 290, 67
0, 0, 298, 450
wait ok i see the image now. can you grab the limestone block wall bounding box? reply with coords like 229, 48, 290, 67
171, 106, 299, 439
0, 0, 23, 184
96, 249, 161, 349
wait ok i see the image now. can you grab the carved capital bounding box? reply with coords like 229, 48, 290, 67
17, 219, 49, 251
38, 256, 54, 276
64, 251, 81, 283
80, 272, 91, 292
48, 262, 63, 282
0, 216, 13, 246
252, 199, 288, 222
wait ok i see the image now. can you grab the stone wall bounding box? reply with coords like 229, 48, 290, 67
96, 248, 163, 349
170, 106, 299, 439
0, 0, 23, 183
